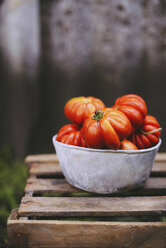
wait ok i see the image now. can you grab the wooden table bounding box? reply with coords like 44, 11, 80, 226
7, 153, 166, 248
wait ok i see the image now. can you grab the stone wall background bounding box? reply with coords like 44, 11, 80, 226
0, 0, 166, 157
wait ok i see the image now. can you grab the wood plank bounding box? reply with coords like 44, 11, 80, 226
145, 177, 166, 190
8, 209, 166, 248
8, 221, 166, 248
27, 157, 166, 177
7, 209, 166, 248
29, 163, 62, 177
8, 209, 18, 221
25, 153, 166, 165
7, 210, 28, 248
18, 196, 166, 217
152, 162, 166, 175
27, 161, 166, 177
25, 178, 82, 194
25, 177, 166, 194
155, 153, 166, 162
25, 154, 58, 164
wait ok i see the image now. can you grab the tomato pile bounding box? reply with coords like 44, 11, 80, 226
56, 94, 161, 150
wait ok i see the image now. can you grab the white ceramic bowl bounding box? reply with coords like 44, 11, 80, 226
52, 135, 161, 194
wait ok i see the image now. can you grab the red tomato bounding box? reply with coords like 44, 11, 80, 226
113, 94, 147, 129
56, 124, 86, 147
64, 96, 105, 125
132, 115, 161, 149
120, 140, 138, 150
81, 108, 132, 149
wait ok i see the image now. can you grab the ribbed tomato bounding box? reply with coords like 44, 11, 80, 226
132, 115, 161, 149
56, 124, 86, 147
120, 140, 138, 150
113, 94, 147, 129
81, 108, 132, 149
64, 96, 105, 125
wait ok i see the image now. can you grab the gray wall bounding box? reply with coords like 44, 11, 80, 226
0, 0, 166, 157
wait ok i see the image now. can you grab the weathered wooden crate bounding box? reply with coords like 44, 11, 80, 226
7, 153, 166, 248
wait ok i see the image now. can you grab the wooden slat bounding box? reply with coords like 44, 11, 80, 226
7, 210, 27, 248
25, 153, 166, 165
8, 221, 166, 248
29, 162, 166, 177
25, 178, 82, 194
155, 153, 166, 162
26, 157, 166, 177
18, 196, 166, 217
25, 177, 166, 194
145, 177, 166, 190
29, 163, 62, 177
25, 154, 58, 164
27, 161, 166, 177
152, 162, 166, 175
8, 209, 166, 248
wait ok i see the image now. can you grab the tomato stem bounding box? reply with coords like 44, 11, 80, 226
92, 110, 104, 121
140, 127, 162, 135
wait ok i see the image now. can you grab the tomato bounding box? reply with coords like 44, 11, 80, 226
132, 115, 161, 149
113, 94, 147, 129
64, 96, 105, 125
120, 140, 138, 150
81, 108, 132, 149
56, 124, 86, 147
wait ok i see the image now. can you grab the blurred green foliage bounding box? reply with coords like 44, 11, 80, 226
0, 146, 27, 247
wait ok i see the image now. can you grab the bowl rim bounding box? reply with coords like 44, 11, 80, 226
52, 134, 161, 154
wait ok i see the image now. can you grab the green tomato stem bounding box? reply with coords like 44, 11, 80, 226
92, 110, 104, 121
140, 127, 162, 135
